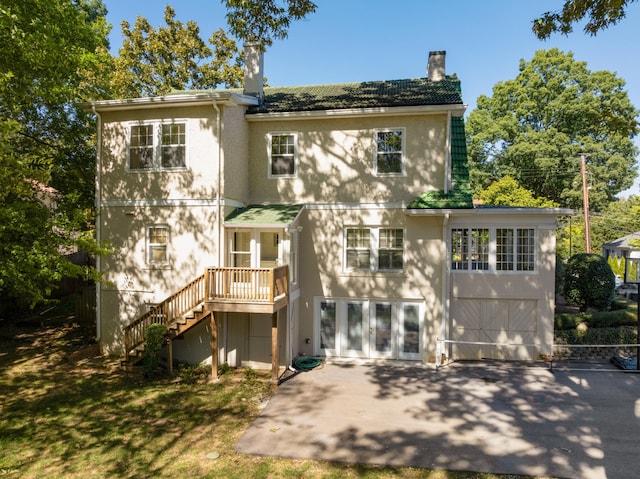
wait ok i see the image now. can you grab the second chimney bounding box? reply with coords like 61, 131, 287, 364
243, 42, 264, 102
427, 51, 446, 81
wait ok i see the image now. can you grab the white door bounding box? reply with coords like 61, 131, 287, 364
316, 298, 422, 361
369, 302, 396, 359
341, 301, 369, 358
319, 300, 338, 356
398, 303, 422, 360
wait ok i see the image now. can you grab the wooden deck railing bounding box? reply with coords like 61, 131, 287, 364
123, 265, 289, 361
205, 265, 289, 303
124, 273, 206, 361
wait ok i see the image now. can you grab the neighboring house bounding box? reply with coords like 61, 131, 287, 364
87, 48, 570, 379
602, 232, 640, 259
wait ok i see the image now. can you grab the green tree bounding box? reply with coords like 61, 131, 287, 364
223, 0, 317, 47
466, 48, 639, 212
0, 0, 110, 308
564, 253, 616, 311
111, 5, 243, 98
479, 176, 559, 207
533, 0, 638, 39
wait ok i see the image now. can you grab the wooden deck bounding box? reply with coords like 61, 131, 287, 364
122, 265, 289, 383
204, 265, 289, 313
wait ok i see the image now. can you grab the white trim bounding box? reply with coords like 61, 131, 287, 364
407, 207, 573, 217
267, 132, 298, 178
100, 198, 244, 208
374, 127, 406, 177
450, 226, 538, 274
246, 103, 467, 121
125, 119, 189, 172
305, 202, 407, 210
313, 297, 425, 361
146, 224, 170, 265
83, 92, 258, 112
343, 226, 405, 273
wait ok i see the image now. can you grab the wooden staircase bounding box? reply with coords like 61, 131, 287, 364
121, 265, 290, 373
121, 273, 208, 368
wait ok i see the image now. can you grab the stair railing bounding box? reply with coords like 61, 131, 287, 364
124, 273, 206, 362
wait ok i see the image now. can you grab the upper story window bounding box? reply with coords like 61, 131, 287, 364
147, 225, 169, 265
345, 226, 404, 272
452, 227, 536, 273
161, 123, 186, 168
130, 125, 154, 169
269, 132, 297, 177
375, 128, 405, 176
128, 121, 187, 171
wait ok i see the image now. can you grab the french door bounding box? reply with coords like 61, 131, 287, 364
317, 298, 423, 360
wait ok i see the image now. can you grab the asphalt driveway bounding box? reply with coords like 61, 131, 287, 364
235, 360, 640, 479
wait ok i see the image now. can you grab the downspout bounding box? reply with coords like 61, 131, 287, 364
92, 105, 102, 342
440, 212, 450, 358
212, 101, 223, 266
212, 100, 225, 366
444, 110, 452, 194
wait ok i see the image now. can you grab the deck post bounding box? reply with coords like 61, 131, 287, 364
271, 311, 278, 385
210, 312, 218, 381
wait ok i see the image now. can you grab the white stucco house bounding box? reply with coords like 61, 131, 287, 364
86, 48, 570, 381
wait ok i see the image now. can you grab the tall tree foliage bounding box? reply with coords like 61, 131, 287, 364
479, 176, 559, 207
111, 5, 243, 98
533, 0, 638, 39
0, 0, 110, 309
223, 0, 316, 47
466, 48, 639, 211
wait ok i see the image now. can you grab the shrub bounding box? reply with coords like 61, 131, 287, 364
176, 363, 211, 384
563, 253, 615, 312
143, 323, 168, 379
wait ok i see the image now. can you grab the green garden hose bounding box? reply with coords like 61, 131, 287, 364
293, 356, 323, 370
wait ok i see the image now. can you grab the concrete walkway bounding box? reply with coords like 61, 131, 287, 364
235, 360, 640, 479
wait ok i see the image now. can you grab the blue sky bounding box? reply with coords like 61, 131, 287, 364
104, 0, 640, 194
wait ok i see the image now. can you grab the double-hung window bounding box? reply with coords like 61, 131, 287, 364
269, 132, 297, 177
129, 125, 154, 170
375, 129, 405, 175
378, 228, 404, 270
345, 227, 404, 272
147, 226, 169, 265
346, 228, 371, 270
128, 121, 187, 171
161, 123, 186, 168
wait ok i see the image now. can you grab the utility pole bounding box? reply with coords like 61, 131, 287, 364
580, 154, 591, 254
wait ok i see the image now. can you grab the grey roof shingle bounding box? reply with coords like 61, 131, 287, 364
247, 76, 462, 113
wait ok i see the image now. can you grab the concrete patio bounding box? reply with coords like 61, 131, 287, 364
236, 359, 640, 479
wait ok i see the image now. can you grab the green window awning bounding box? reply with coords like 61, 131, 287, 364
225, 204, 303, 228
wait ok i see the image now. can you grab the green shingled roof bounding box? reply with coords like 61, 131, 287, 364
248, 76, 463, 113
225, 204, 303, 226
407, 116, 473, 209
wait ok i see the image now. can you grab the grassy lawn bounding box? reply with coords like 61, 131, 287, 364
1, 311, 544, 479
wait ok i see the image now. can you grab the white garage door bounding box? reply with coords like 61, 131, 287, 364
450, 298, 538, 360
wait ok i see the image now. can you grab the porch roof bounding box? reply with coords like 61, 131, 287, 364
224, 204, 303, 228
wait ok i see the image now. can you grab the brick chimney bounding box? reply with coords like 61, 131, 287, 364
243, 42, 264, 102
427, 51, 446, 81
